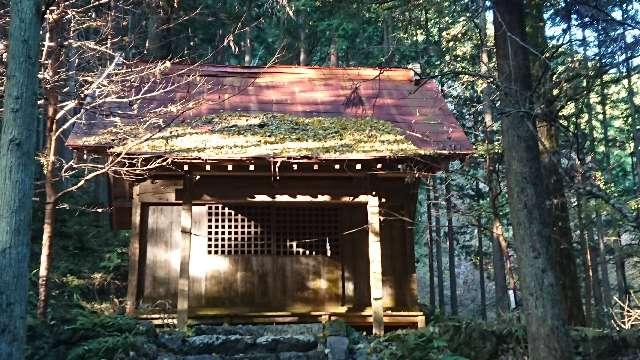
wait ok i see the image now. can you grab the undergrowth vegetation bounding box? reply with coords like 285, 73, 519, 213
29, 189, 130, 315
363, 319, 640, 359
27, 188, 136, 359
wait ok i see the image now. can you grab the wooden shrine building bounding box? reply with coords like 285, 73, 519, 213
67, 64, 472, 334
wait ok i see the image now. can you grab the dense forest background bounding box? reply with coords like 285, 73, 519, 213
0, 0, 639, 359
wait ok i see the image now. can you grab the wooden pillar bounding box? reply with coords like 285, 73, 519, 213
368, 195, 384, 335
126, 185, 142, 315
177, 174, 193, 328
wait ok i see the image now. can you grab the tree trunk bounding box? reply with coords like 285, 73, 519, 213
582, 37, 612, 318
492, 0, 573, 357
476, 181, 487, 320
329, 33, 338, 67
597, 45, 628, 305
38, 201, 55, 319
491, 218, 509, 314
299, 14, 308, 66
445, 172, 458, 315
575, 80, 601, 324
382, 12, 391, 57
577, 194, 593, 326
0, 11, 7, 134
538, 109, 585, 326
623, 26, 640, 215
0, 0, 42, 357
244, 29, 252, 66
527, 0, 586, 326
37, 4, 66, 320
426, 180, 436, 310
596, 213, 612, 310
590, 236, 604, 328
613, 232, 629, 303
599, 69, 611, 177
479, 5, 509, 316
432, 176, 446, 313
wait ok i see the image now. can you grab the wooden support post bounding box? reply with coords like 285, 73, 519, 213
368, 195, 384, 335
126, 185, 142, 315
177, 174, 193, 329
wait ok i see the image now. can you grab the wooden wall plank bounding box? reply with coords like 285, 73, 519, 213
142, 205, 181, 307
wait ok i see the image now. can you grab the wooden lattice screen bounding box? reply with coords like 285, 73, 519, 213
206, 204, 341, 257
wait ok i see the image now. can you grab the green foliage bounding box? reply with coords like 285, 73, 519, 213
27, 308, 158, 360
364, 318, 535, 360
62, 311, 147, 342
366, 320, 640, 360
66, 335, 143, 360
369, 326, 466, 360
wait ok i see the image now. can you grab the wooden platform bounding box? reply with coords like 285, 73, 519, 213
137, 310, 426, 329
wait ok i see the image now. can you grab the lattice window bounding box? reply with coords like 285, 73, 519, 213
206, 204, 340, 257
206, 204, 271, 255
272, 206, 340, 256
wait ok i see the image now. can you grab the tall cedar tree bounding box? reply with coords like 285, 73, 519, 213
476, 180, 487, 320
426, 181, 437, 310
432, 175, 446, 313
492, 0, 573, 358
526, 0, 586, 326
445, 172, 458, 315
597, 36, 630, 303
580, 30, 613, 316
0, 0, 42, 357
478, 3, 510, 315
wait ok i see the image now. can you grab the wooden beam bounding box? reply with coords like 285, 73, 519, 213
367, 195, 384, 335
138, 310, 425, 327
125, 185, 142, 315
177, 174, 193, 328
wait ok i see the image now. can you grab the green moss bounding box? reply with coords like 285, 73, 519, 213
103, 112, 429, 158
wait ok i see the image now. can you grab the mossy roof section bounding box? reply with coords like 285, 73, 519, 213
104, 112, 432, 159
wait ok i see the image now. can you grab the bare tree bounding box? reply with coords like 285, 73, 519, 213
33, 0, 283, 318
34, 0, 195, 318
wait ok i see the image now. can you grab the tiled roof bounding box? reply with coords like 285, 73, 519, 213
66, 64, 473, 159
